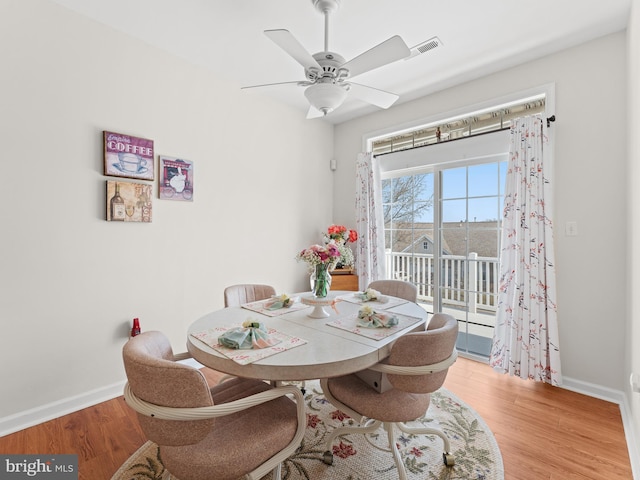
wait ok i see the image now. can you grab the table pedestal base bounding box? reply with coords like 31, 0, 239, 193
308, 304, 330, 318
302, 295, 333, 318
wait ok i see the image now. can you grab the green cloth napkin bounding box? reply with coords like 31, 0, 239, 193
218, 322, 281, 349
356, 307, 399, 328
264, 294, 295, 310
356, 289, 388, 303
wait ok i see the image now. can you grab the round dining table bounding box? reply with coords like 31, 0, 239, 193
186, 291, 430, 382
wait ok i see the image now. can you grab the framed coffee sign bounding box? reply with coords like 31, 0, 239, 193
103, 131, 154, 181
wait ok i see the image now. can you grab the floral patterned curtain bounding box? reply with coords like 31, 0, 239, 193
355, 152, 385, 290
489, 116, 562, 385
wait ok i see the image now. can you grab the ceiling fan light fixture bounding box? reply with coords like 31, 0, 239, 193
304, 83, 347, 115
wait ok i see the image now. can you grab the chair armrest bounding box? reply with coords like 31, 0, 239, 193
124, 382, 305, 421
367, 349, 458, 375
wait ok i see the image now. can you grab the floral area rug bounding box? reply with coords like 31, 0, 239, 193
112, 380, 503, 480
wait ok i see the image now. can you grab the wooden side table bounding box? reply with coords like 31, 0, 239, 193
331, 273, 359, 291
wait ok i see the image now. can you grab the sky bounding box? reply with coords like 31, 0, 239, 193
384, 160, 508, 224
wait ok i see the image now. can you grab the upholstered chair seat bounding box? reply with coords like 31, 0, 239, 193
321, 313, 458, 480
322, 375, 430, 423
224, 284, 276, 307
367, 279, 417, 302
123, 331, 306, 480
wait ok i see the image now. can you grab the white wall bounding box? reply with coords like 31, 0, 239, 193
334, 32, 628, 392
0, 0, 333, 423
628, 0, 640, 464
1, 0, 636, 453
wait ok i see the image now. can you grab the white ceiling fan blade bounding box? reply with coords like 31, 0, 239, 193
241, 80, 304, 90
341, 35, 411, 79
264, 29, 322, 70
348, 82, 400, 109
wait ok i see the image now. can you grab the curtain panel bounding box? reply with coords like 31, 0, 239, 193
489, 115, 562, 385
355, 152, 385, 290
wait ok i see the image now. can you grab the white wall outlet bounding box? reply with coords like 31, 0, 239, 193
630, 373, 640, 393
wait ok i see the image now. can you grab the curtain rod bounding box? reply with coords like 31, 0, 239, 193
374, 113, 557, 158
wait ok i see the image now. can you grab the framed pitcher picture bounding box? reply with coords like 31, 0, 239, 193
104, 131, 154, 181
159, 155, 193, 201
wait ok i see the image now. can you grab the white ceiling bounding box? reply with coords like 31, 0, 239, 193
51, 0, 631, 124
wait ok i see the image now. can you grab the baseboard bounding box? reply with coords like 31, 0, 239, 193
619, 399, 640, 480
562, 376, 640, 479
0, 380, 126, 437
0, 358, 204, 438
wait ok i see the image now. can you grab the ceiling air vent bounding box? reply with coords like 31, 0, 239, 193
406, 36, 442, 59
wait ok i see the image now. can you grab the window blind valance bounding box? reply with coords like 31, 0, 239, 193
373, 97, 546, 156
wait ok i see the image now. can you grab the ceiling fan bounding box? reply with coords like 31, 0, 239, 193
242, 0, 411, 119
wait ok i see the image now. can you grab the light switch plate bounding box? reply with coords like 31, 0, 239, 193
565, 221, 578, 236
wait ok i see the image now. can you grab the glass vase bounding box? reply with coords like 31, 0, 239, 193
310, 263, 331, 298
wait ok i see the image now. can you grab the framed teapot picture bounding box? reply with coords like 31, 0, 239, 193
159, 155, 194, 202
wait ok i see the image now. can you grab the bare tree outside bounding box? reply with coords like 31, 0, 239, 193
382, 174, 434, 251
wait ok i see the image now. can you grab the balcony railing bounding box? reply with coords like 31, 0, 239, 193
385, 251, 499, 313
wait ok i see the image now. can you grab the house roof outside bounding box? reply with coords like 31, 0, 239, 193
390, 221, 500, 258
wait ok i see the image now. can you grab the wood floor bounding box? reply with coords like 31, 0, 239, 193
0, 358, 632, 480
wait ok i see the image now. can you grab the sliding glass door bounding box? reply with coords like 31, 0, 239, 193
382, 157, 507, 358
440, 161, 506, 357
